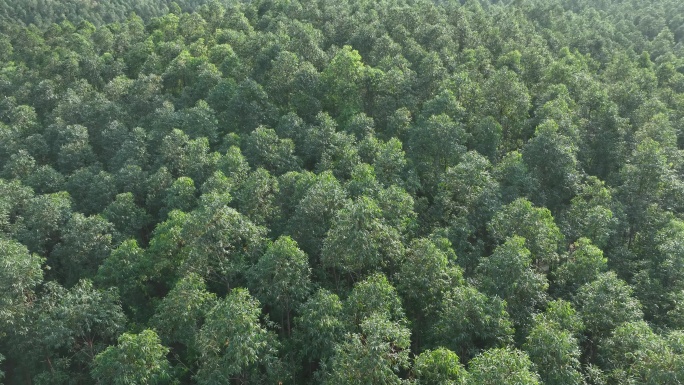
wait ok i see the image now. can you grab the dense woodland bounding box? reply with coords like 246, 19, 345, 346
1, 0, 684, 383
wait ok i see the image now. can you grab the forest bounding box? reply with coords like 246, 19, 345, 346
1, 0, 684, 383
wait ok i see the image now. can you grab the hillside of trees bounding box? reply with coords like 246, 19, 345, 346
1, 0, 684, 383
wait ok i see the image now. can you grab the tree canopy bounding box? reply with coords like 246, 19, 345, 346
2, 0, 684, 383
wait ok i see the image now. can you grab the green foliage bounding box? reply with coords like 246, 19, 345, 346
413, 348, 466, 385
2, 0, 684, 383
321, 314, 411, 385
523, 316, 583, 385
344, 273, 406, 329
248, 236, 310, 333
321, 45, 366, 117
92, 329, 170, 385
292, 289, 345, 365
523, 119, 581, 211
14, 191, 72, 256
103, 192, 151, 242
96, 239, 149, 319
196, 288, 280, 384
321, 196, 403, 277
151, 272, 216, 349
488, 198, 564, 269
288, 170, 347, 257
477, 236, 548, 334
9, 280, 126, 384
554, 237, 608, 296
574, 272, 644, 342
394, 237, 463, 329
179, 198, 266, 289
50, 213, 114, 286
0, 238, 43, 334
429, 284, 514, 361
560, 177, 616, 249
599, 321, 684, 385
243, 126, 301, 175
435, 151, 500, 267
409, 113, 467, 190
467, 347, 540, 385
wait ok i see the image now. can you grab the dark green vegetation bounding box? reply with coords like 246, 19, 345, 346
1, 0, 684, 383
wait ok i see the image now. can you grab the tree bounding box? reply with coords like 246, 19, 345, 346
482, 68, 532, 149
54, 124, 96, 174
243, 126, 301, 175
162, 176, 197, 216
248, 236, 311, 335
95, 239, 149, 319
429, 285, 514, 361
434, 151, 501, 269
265, 51, 321, 118
412, 348, 466, 385
468, 348, 540, 385
559, 176, 616, 249
477, 236, 548, 336
321, 314, 411, 385
493, 150, 537, 204
157, 129, 220, 184
292, 289, 346, 369
143, 210, 189, 291
618, 138, 674, 241
1, 149, 36, 181
523, 317, 583, 385
554, 237, 608, 297
344, 273, 406, 329
408, 113, 467, 191
317, 132, 362, 181
576, 86, 627, 181
632, 218, 684, 327
273, 170, 316, 235
522, 119, 581, 212
488, 198, 564, 270
180, 198, 266, 291
372, 137, 409, 188
394, 237, 463, 345
288, 171, 347, 258
0, 238, 43, 334
574, 272, 643, 347
599, 321, 684, 385
321, 45, 366, 117
222, 78, 278, 134
233, 168, 280, 228
14, 191, 72, 256
321, 196, 404, 279
8, 280, 126, 385
196, 288, 280, 385
103, 192, 151, 242
297, 112, 336, 165
65, 167, 117, 215
217, 146, 250, 186
24, 165, 65, 194
151, 272, 216, 369
92, 329, 170, 385
468, 115, 502, 162
50, 213, 114, 286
